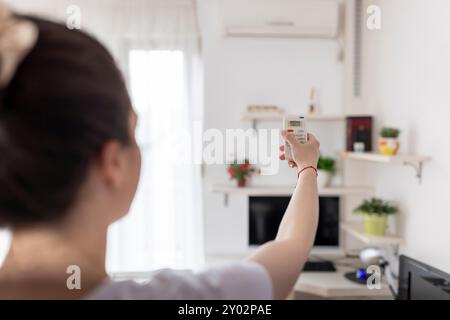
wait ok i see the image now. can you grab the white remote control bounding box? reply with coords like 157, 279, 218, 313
283, 116, 307, 160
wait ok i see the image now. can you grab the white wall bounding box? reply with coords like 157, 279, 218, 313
356, 0, 450, 272
198, 0, 345, 256
199, 0, 450, 275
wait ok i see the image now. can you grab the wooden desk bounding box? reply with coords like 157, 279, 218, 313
294, 259, 393, 299
206, 255, 394, 300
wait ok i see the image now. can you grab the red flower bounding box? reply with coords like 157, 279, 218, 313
228, 167, 235, 177
238, 163, 249, 173
238, 163, 250, 174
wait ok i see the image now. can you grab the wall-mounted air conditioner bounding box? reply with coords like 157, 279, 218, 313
223, 0, 340, 39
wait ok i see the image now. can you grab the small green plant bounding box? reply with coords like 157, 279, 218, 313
354, 198, 398, 216
380, 127, 400, 138
317, 156, 336, 174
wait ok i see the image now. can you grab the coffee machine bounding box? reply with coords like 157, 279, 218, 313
346, 116, 373, 152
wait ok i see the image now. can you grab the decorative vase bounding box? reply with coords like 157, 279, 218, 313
378, 137, 400, 155
317, 170, 332, 188
363, 214, 388, 236
237, 178, 246, 188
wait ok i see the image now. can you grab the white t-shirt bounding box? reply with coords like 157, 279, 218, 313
86, 261, 273, 300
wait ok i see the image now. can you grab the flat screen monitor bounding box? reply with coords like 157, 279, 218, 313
249, 196, 339, 249
397, 255, 450, 300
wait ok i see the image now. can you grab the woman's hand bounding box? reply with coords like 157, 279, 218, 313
279, 131, 320, 170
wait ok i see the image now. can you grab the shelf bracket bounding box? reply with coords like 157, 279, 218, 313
251, 119, 257, 130
223, 193, 229, 207
403, 161, 423, 184
391, 243, 400, 257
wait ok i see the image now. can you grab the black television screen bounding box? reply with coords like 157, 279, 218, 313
397, 255, 450, 300
249, 196, 339, 247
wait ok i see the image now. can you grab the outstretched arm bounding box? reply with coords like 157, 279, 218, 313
247, 132, 320, 299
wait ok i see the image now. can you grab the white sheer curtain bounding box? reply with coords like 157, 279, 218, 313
1, 0, 204, 272
105, 2, 205, 273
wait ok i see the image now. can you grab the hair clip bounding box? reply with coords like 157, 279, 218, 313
0, 3, 39, 88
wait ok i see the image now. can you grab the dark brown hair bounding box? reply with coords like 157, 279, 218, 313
0, 16, 132, 227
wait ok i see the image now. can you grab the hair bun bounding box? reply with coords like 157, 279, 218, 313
0, 3, 39, 89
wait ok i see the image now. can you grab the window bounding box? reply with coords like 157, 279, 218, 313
107, 50, 195, 272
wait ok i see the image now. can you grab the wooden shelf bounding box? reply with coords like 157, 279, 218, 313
241, 113, 345, 122
240, 113, 284, 122
341, 222, 403, 246
211, 185, 373, 197
342, 152, 431, 163
342, 152, 431, 183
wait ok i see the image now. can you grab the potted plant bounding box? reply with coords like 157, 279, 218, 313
227, 160, 256, 187
354, 198, 398, 236
378, 127, 400, 155
317, 156, 336, 188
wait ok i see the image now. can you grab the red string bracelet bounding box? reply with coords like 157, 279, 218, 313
297, 166, 318, 179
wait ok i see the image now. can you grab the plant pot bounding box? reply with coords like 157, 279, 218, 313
317, 170, 332, 188
363, 214, 388, 236
378, 137, 400, 155
237, 178, 246, 188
